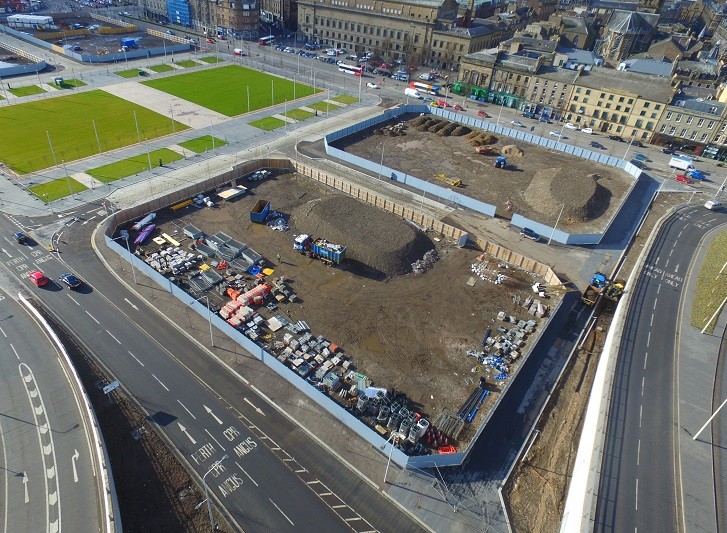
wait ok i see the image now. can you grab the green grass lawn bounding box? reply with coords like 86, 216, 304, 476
87, 148, 184, 183
178, 135, 227, 154
691, 231, 727, 333
29, 177, 88, 201
8, 85, 46, 97
116, 69, 142, 78
55, 79, 87, 90
0, 90, 187, 174
284, 108, 314, 121
199, 56, 224, 64
331, 94, 359, 104
176, 60, 198, 68
143, 65, 319, 117
307, 100, 341, 113
248, 117, 286, 131
150, 64, 175, 73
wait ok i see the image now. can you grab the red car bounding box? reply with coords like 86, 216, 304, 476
477, 110, 491, 118
436, 99, 451, 108
676, 174, 693, 184
28, 270, 48, 287
206, 37, 216, 43
453, 104, 464, 111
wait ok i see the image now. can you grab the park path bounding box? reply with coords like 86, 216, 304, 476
101, 81, 229, 129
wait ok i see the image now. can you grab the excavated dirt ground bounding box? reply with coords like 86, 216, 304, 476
149, 172, 555, 436
333, 114, 633, 232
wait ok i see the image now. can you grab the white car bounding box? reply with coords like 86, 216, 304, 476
366, 82, 379, 89
581, 127, 593, 134
549, 131, 563, 138
564, 122, 578, 130
510, 120, 524, 127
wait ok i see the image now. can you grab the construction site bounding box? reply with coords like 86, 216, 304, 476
115, 167, 563, 456
332, 113, 635, 232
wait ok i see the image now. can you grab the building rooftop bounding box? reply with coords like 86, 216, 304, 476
440, 18, 506, 37
556, 46, 603, 67
575, 67, 675, 101
536, 65, 581, 83
501, 35, 558, 53
617, 58, 673, 76
606, 10, 659, 33
590, 0, 638, 11
671, 93, 725, 115
560, 15, 590, 34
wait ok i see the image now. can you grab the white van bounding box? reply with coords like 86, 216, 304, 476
404, 88, 422, 99
704, 199, 723, 210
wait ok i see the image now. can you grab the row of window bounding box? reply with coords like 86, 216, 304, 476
660, 125, 711, 142
306, 16, 413, 40
663, 111, 716, 129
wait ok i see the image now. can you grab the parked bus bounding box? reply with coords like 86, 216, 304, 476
338, 63, 363, 76
409, 81, 439, 95
258, 35, 275, 46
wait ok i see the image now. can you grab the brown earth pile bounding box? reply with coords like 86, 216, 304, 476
524, 170, 610, 223
291, 195, 434, 277
501, 144, 524, 157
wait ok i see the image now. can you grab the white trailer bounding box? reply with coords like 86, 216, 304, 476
669, 155, 695, 171
7, 14, 54, 29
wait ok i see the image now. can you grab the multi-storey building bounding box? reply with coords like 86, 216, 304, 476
260, 0, 296, 30
597, 10, 659, 62
187, 0, 259, 38
653, 87, 725, 150
295, 0, 513, 68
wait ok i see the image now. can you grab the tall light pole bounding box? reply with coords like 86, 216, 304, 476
381, 432, 398, 484
62, 159, 73, 197
622, 132, 636, 161
548, 203, 565, 245
191, 293, 214, 346
203, 454, 228, 531
46, 130, 58, 167
112, 233, 137, 284
378, 140, 385, 180
133, 110, 141, 145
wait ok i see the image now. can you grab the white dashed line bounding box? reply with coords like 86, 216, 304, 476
204, 429, 225, 451
641, 377, 645, 396
637, 439, 641, 466
639, 405, 643, 428
269, 499, 294, 526
66, 294, 79, 306
236, 462, 258, 486
85, 311, 99, 324
644, 352, 648, 370
646, 331, 651, 347
0, 326, 6, 338
650, 314, 654, 327
106, 330, 121, 344
10, 343, 19, 360
177, 400, 196, 420
635, 478, 639, 510
128, 351, 144, 367
151, 374, 169, 391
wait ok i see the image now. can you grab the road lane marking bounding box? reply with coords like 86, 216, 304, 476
205, 429, 225, 451
650, 314, 654, 327
269, 498, 294, 526
128, 351, 144, 367
204, 405, 223, 425
1, 417, 8, 533
637, 439, 640, 466
236, 462, 258, 486
646, 331, 651, 347
635, 478, 639, 510
106, 330, 121, 344
652, 298, 658, 310
641, 377, 644, 396
177, 400, 197, 420
657, 284, 661, 294
85, 311, 99, 324
0, 326, 6, 337
644, 352, 648, 370
639, 405, 643, 428
124, 298, 138, 310
243, 397, 265, 416
71, 450, 79, 483
66, 294, 79, 306
152, 374, 169, 391
177, 423, 196, 444
10, 344, 19, 360
23, 473, 29, 503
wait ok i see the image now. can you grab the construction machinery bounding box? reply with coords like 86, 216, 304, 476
294, 235, 347, 265
494, 156, 508, 169
582, 272, 625, 305
475, 145, 497, 155
433, 173, 462, 187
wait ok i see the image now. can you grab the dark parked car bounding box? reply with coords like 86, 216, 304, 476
631, 140, 644, 148
523, 111, 536, 119
520, 228, 541, 241
661, 147, 674, 154
607, 135, 624, 142
590, 141, 605, 150
13, 231, 28, 244
59, 273, 83, 289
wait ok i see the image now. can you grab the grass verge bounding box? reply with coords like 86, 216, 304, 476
691, 231, 727, 333
150, 64, 175, 73
177, 135, 227, 154
116, 69, 142, 78
176, 60, 198, 68
331, 94, 358, 104
307, 100, 340, 112
9, 85, 46, 97
284, 108, 314, 121
248, 117, 286, 130
29, 177, 88, 201
87, 148, 184, 182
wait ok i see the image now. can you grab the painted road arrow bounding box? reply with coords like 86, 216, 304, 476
72, 449, 79, 483
243, 398, 265, 416
204, 405, 223, 425
177, 422, 197, 444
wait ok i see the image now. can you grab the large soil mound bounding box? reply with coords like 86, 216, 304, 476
523, 170, 610, 222
291, 195, 434, 277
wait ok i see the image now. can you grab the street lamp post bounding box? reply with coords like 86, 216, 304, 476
380, 432, 398, 484
377, 140, 385, 180
61, 159, 74, 198
203, 454, 228, 531
548, 203, 565, 245
112, 233, 137, 284
191, 293, 215, 346
622, 133, 636, 161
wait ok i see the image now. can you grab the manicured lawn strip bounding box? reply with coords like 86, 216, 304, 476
248, 117, 286, 131
178, 135, 227, 153
149, 64, 175, 73
199, 56, 223, 63
284, 108, 314, 121
142, 64, 319, 117
0, 90, 187, 174
87, 148, 184, 182
8, 85, 46, 97
331, 94, 358, 104
691, 231, 727, 333
29, 177, 88, 201
176, 60, 198, 68
307, 100, 341, 112
56, 79, 87, 89
116, 69, 141, 78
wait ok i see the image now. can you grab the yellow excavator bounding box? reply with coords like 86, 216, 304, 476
433, 173, 462, 187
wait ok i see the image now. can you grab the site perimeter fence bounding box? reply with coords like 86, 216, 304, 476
474, 238, 564, 287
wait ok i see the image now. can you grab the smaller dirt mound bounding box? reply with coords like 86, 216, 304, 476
438, 123, 458, 136
291, 195, 435, 277
451, 125, 471, 136
524, 170, 610, 223
501, 144, 524, 157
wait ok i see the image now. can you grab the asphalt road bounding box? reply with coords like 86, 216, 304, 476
0, 208, 424, 531
0, 286, 102, 533
594, 205, 727, 532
